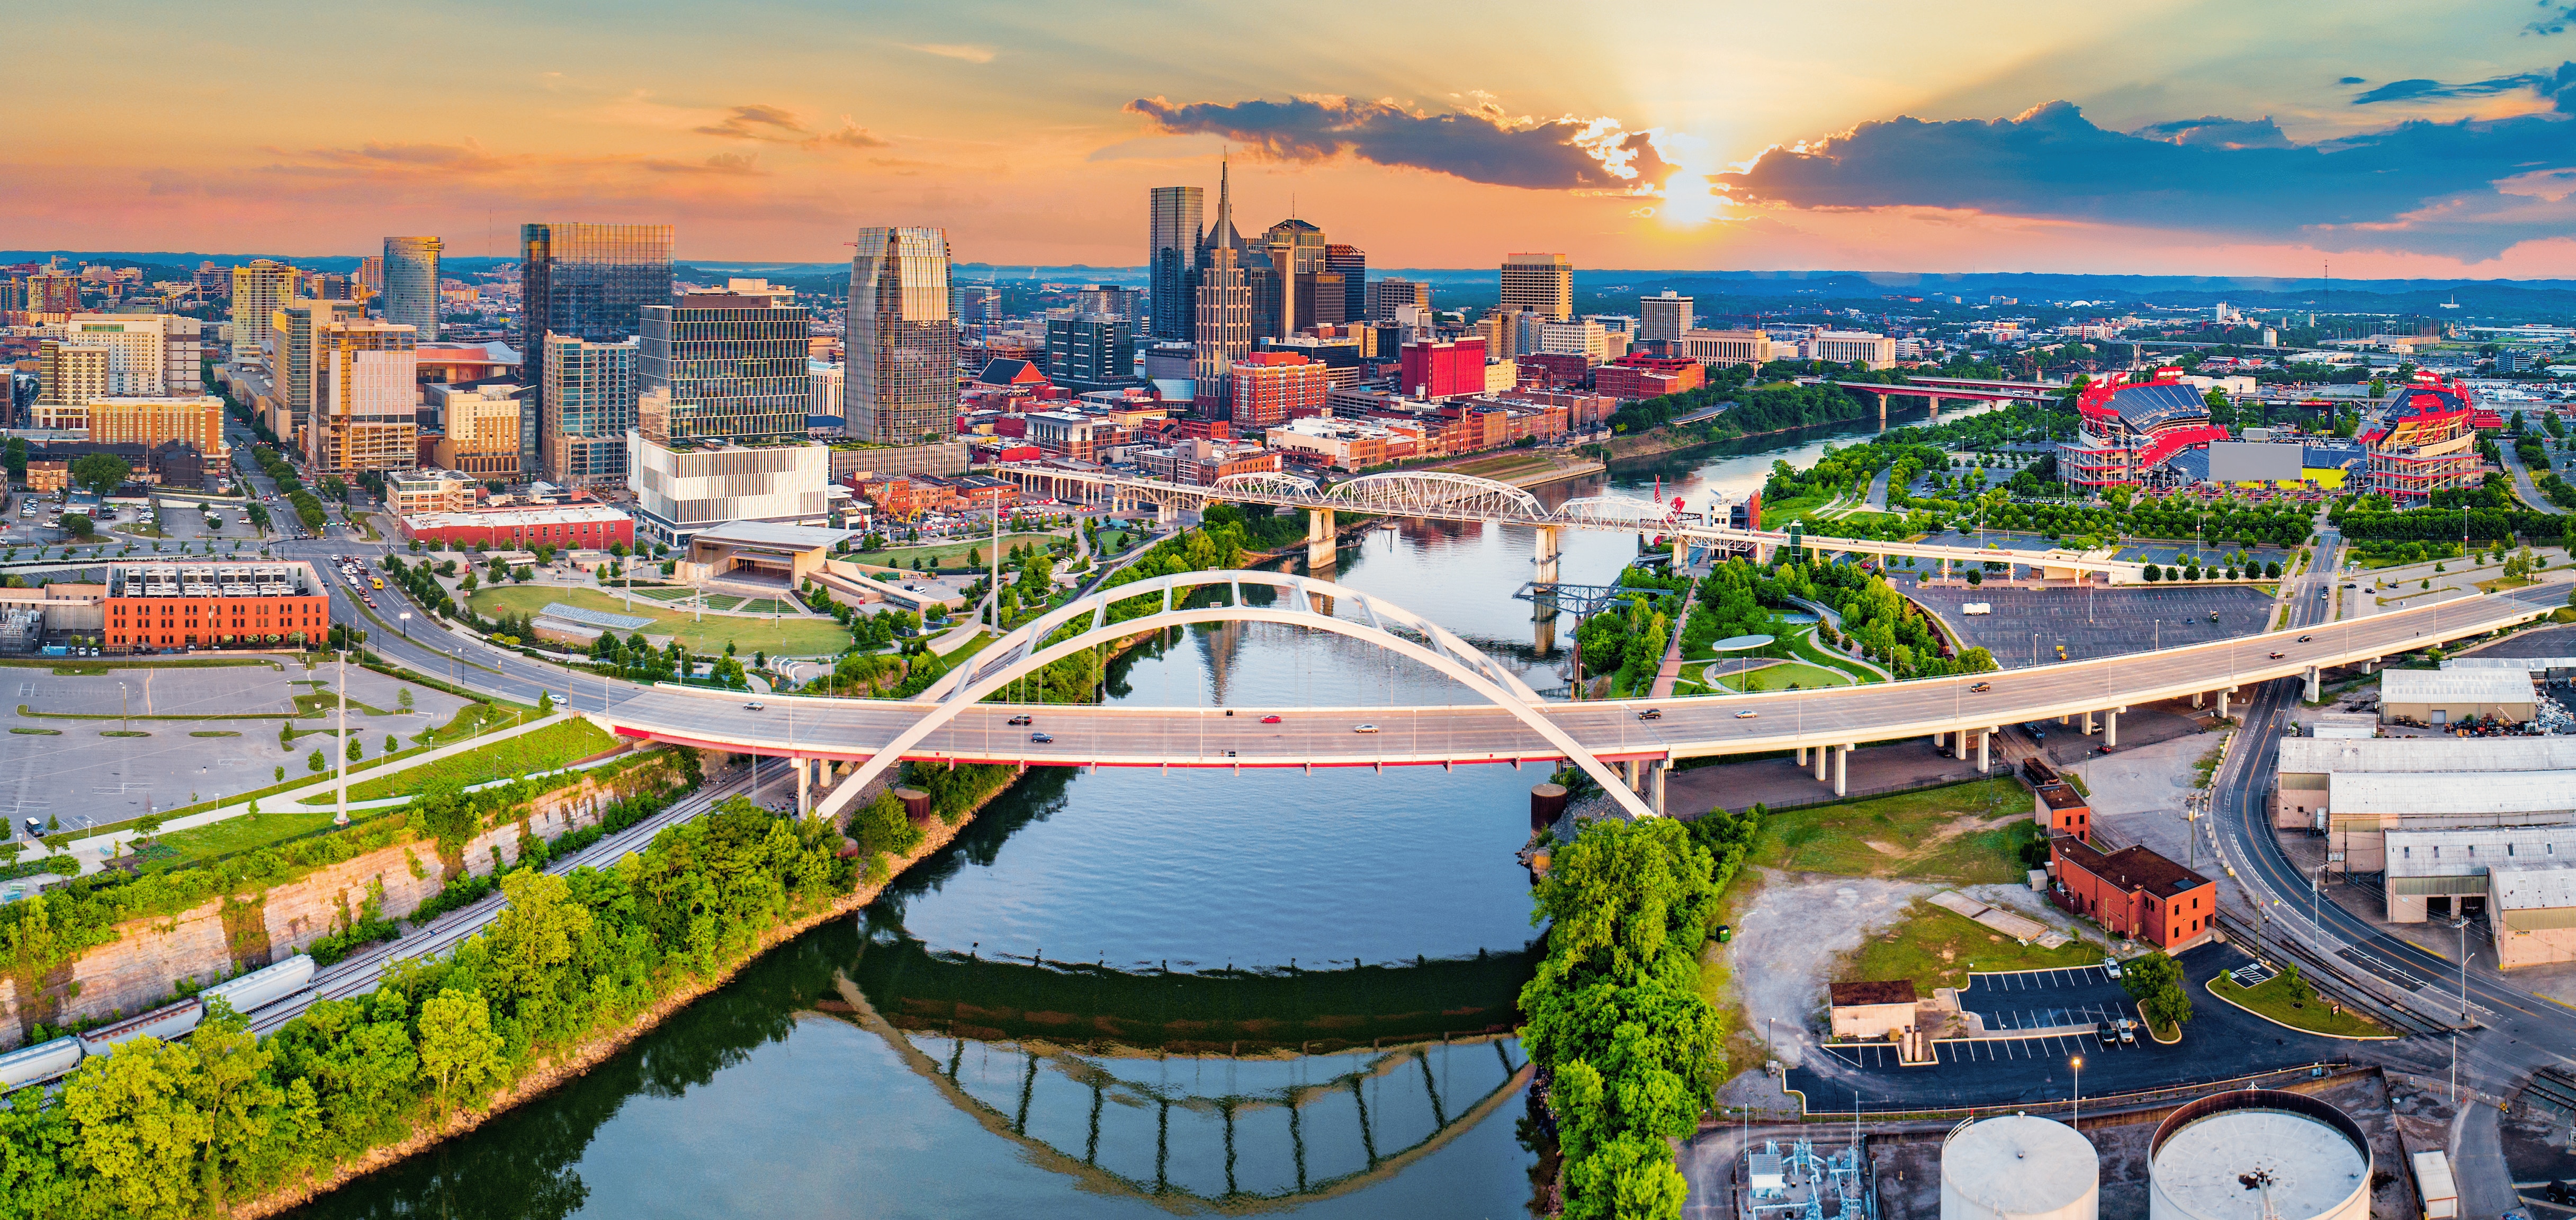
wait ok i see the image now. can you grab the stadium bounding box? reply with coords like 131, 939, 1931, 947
2058, 368, 2232, 490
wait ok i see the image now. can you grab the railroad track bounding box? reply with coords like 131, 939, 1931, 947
247, 769, 755, 1036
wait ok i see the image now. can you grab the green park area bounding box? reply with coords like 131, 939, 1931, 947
859, 532, 1062, 572
145, 810, 347, 870
466, 585, 855, 656
1850, 900, 2106, 994
2207, 968, 2391, 1038
1694, 659, 1857, 693
1749, 777, 2043, 884
302, 716, 618, 805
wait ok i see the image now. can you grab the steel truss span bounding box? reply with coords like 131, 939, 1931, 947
1321, 471, 1546, 521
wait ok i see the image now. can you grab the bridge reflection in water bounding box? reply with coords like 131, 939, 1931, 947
819, 933, 1536, 1212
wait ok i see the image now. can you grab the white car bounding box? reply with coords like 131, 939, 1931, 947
1352, 723, 1379, 733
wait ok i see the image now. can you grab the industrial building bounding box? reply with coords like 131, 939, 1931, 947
2384, 826, 2576, 968
2147, 1090, 2371, 1220
1940, 1115, 2095, 1220
2315, 770, 2576, 872
2376, 668, 2535, 725
2273, 736, 2576, 827
1826, 980, 1917, 1040
2046, 838, 2216, 950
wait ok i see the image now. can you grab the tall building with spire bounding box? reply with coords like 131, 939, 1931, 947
1192, 161, 1254, 416
1147, 186, 1203, 342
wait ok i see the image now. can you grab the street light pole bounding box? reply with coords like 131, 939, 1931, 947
2070, 1054, 2084, 1130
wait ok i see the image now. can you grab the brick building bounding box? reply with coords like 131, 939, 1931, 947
1397, 336, 1488, 400
398, 503, 634, 550
2033, 783, 2092, 838
1592, 355, 1706, 402
2048, 838, 2216, 950
1228, 351, 1330, 429
103, 561, 330, 652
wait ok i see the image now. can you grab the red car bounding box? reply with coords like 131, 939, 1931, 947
1260, 714, 1282, 724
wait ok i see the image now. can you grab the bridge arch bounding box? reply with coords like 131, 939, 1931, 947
816, 570, 1656, 822
1554, 495, 1671, 528
1322, 472, 1546, 521
1210, 470, 1321, 498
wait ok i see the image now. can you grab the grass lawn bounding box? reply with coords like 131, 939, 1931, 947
1752, 778, 2039, 884
2206, 972, 2392, 1038
466, 585, 853, 656
1707, 660, 1857, 693
861, 533, 1061, 570
1440, 452, 1554, 480
300, 716, 618, 805
1788, 630, 1882, 684
621, 585, 699, 603
1759, 494, 1830, 528
1849, 901, 2106, 995
145, 810, 348, 869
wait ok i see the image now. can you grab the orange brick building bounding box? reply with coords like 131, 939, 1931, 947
2048, 837, 2216, 950
103, 561, 331, 651
2034, 783, 2092, 838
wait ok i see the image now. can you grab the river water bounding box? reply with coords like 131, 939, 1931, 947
288, 407, 1980, 1220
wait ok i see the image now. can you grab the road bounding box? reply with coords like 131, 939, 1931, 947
2500, 435, 2568, 516
2209, 518, 2563, 1220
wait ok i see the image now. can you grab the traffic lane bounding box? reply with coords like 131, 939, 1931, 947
1785, 943, 2366, 1112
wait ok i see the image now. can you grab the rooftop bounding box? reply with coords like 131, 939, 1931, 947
2280, 735, 2576, 774
2385, 826, 2576, 878
2329, 769, 2576, 817
401, 504, 629, 529
689, 520, 852, 551
1828, 980, 1917, 1008
2378, 669, 2534, 702
2053, 836, 2211, 896
2492, 860, 2576, 911
2149, 1107, 2366, 1220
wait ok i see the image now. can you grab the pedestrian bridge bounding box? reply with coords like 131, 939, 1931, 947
591, 573, 2564, 821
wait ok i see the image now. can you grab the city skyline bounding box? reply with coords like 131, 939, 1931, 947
8, 2, 2572, 277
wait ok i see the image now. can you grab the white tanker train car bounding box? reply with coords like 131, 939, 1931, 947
0, 954, 313, 1090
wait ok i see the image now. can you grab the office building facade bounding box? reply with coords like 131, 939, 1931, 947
33, 343, 109, 430
624, 435, 831, 548
1148, 185, 1204, 342
432, 384, 522, 478
1369, 279, 1431, 319
847, 227, 958, 444
310, 320, 419, 475
1192, 163, 1255, 414
1326, 244, 1367, 327
1046, 315, 1138, 390
520, 222, 675, 474
382, 236, 443, 342
1500, 253, 1573, 320
1639, 291, 1693, 344
541, 334, 639, 487
229, 260, 297, 368
635, 290, 811, 445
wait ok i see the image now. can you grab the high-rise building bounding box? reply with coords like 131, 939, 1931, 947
1075, 285, 1145, 324
952, 284, 1002, 325
1148, 185, 1204, 342
33, 342, 109, 430
636, 286, 812, 444
520, 222, 675, 473
86, 396, 228, 457
355, 256, 384, 295
273, 299, 365, 442
1326, 244, 1367, 328
847, 227, 957, 444
229, 260, 298, 368
1399, 336, 1489, 400
1046, 315, 1138, 390
1639, 291, 1693, 344
1192, 163, 1255, 415
47, 315, 175, 396
383, 237, 443, 342
432, 384, 522, 478
1500, 253, 1573, 320
1228, 352, 1328, 429
24, 272, 79, 319
807, 361, 844, 429
193, 263, 229, 299
1369, 279, 1431, 320
305, 273, 353, 301
541, 333, 639, 486
1255, 218, 1328, 338
310, 320, 419, 474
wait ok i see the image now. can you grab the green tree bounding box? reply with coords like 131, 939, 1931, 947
2121, 950, 2193, 1035
537, 689, 554, 714
384, 733, 399, 756
60, 1035, 211, 1219
71, 452, 132, 495
59, 513, 94, 540
417, 988, 504, 1116
188, 1001, 284, 1203
2, 436, 25, 485
346, 737, 363, 763
307, 748, 326, 774
397, 688, 414, 712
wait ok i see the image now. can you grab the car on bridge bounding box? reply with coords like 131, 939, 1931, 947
2268, 651, 2286, 659
1260, 714, 1281, 724
1029, 732, 1053, 743
1970, 681, 1992, 693
1007, 715, 1033, 725
1352, 723, 1379, 733
743, 702, 765, 712
1637, 708, 1662, 720
1735, 710, 1757, 719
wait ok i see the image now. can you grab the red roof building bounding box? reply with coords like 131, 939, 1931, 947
2360, 373, 2482, 507
2048, 837, 2215, 950
1397, 336, 1488, 400
1593, 355, 1705, 402
2058, 368, 2229, 489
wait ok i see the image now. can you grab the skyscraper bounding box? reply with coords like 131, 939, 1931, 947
847, 227, 958, 444
542, 334, 639, 486
273, 299, 365, 441
310, 320, 419, 474
1255, 218, 1327, 338
33, 343, 108, 430
1192, 163, 1255, 415
383, 236, 443, 342
1326, 244, 1367, 328
229, 259, 297, 369
636, 287, 812, 444
1639, 291, 1693, 344
1148, 185, 1204, 342
521, 222, 675, 474
1500, 253, 1573, 320
1046, 315, 1138, 390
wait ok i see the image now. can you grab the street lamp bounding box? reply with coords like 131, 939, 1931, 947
2070, 1055, 2084, 1129
398, 611, 410, 639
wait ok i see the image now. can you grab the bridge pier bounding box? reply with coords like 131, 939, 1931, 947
1953, 731, 1969, 762
2215, 688, 2229, 719
2105, 707, 2124, 748
2192, 692, 2202, 708
2083, 710, 2095, 735
1835, 744, 1851, 796
795, 756, 809, 818
1977, 729, 1989, 773
1532, 525, 1561, 653
1813, 746, 1827, 783
1795, 745, 1808, 767
1306, 508, 1337, 579
2305, 666, 2321, 703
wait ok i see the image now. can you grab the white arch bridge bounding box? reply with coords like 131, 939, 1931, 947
999, 466, 2154, 582
588, 573, 2563, 824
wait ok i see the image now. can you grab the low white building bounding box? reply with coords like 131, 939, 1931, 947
2492, 861, 2576, 969
2378, 669, 2534, 725
624, 434, 831, 550
2386, 827, 2576, 970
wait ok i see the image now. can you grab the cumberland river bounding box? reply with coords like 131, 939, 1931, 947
289, 406, 1979, 1219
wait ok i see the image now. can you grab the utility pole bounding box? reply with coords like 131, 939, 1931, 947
335, 650, 350, 827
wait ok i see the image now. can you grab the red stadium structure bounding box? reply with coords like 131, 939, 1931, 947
2058, 368, 2231, 490
2359, 372, 2482, 507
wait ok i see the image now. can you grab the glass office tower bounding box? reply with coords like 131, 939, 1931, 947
382, 236, 443, 342
520, 222, 674, 474
636, 290, 811, 444
847, 227, 957, 444
542, 333, 639, 485
1148, 186, 1204, 342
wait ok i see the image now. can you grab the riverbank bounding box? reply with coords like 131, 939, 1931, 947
234, 764, 1031, 1219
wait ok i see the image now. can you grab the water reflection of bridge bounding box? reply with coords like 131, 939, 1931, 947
817, 940, 1533, 1212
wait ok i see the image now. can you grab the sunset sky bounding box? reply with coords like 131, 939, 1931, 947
12, 0, 2576, 276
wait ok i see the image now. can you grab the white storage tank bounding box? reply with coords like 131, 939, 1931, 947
1941, 1114, 2099, 1220
2149, 1090, 2371, 1220
0, 1035, 83, 1090
203, 954, 315, 1015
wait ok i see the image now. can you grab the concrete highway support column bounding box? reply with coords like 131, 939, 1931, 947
1306, 508, 1337, 576
2305, 666, 2321, 703
795, 756, 809, 818
1814, 747, 1828, 783
2216, 688, 2229, 719
1834, 744, 1850, 796
1648, 759, 1667, 816
1795, 746, 1808, 766
2106, 707, 2124, 748
1954, 731, 1970, 762
2192, 692, 2203, 708
1977, 729, 1989, 773
2083, 710, 2095, 735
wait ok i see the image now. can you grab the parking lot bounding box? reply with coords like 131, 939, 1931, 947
1785, 944, 2358, 1113
2, 659, 467, 840
1958, 963, 2145, 1031
1906, 582, 2276, 669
